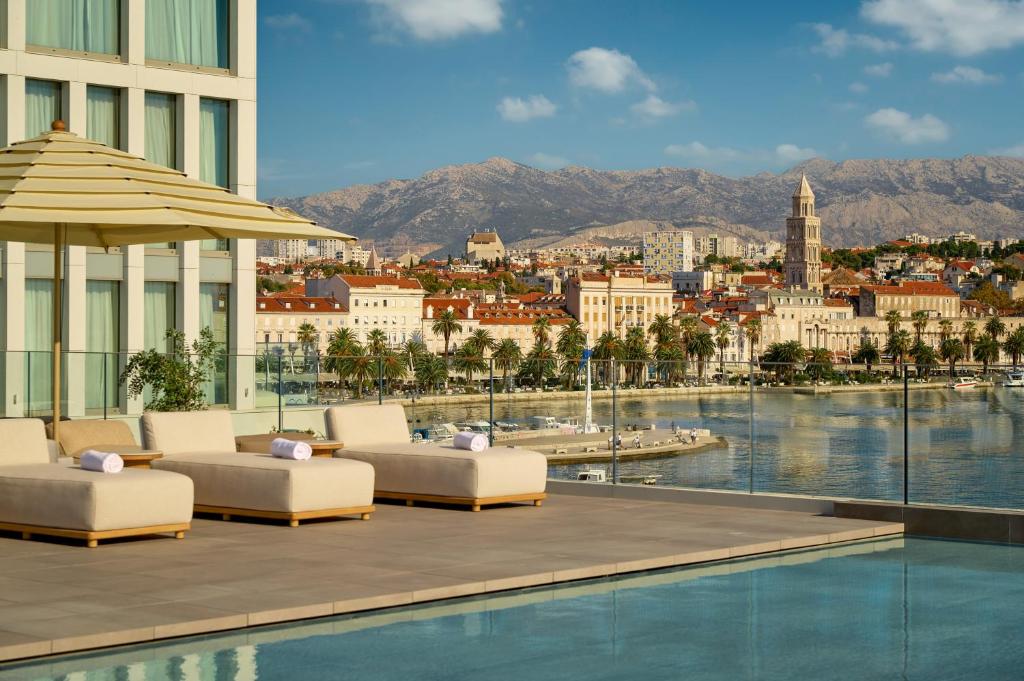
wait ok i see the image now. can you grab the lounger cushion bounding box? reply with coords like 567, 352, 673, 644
323, 403, 411, 449
140, 411, 238, 457
47, 418, 137, 457
0, 419, 52, 466
337, 443, 547, 500
0, 464, 193, 532
151, 453, 374, 513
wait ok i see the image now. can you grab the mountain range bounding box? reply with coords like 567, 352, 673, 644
269, 155, 1024, 256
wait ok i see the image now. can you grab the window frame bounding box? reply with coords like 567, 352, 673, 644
144, 0, 232, 74
25, 0, 124, 62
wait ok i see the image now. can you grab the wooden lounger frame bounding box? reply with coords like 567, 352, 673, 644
376, 491, 547, 512
0, 521, 189, 548
195, 504, 375, 527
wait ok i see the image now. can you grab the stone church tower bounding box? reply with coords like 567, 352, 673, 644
784, 175, 822, 292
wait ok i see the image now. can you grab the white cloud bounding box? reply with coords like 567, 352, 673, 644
566, 47, 656, 93
930, 65, 1003, 84
365, 0, 503, 40
849, 81, 870, 93
865, 62, 894, 77
774, 144, 818, 164
991, 143, 1024, 157
528, 152, 570, 169
810, 22, 899, 57
864, 108, 950, 143
265, 13, 313, 32
664, 142, 742, 162
496, 95, 557, 122
630, 94, 695, 119
862, 0, 1024, 56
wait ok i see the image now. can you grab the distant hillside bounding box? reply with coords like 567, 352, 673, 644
270, 155, 1024, 255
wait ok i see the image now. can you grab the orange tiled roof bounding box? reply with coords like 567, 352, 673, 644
861, 281, 957, 296
340, 275, 424, 289
257, 296, 347, 313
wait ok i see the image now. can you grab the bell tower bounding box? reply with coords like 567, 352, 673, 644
784, 175, 822, 292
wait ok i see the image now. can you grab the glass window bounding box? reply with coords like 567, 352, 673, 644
199, 98, 230, 251
86, 85, 120, 149
200, 283, 229, 405
27, 0, 120, 55
144, 282, 176, 352
25, 79, 62, 138
85, 280, 119, 411
144, 92, 177, 168
24, 279, 54, 413
146, 0, 229, 69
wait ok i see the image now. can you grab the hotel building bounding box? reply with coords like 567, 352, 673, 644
0, 0, 258, 417
565, 273, 674, 344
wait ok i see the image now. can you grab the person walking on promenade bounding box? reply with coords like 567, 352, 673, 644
690, 427, 698, 445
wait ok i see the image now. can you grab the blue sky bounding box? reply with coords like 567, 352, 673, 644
257, 0, 1024, 198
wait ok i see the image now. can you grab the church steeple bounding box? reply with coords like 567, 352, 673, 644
784, 175, 822, 293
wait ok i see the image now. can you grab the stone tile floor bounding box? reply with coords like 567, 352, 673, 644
0, 494, 902, 662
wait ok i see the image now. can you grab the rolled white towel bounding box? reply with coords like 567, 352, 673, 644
453, 431, 488, 452
270, 437, 313, 460
79, 449, 124, 474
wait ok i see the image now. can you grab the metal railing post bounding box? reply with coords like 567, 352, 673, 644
903, 363, 909, 505
611, 358, 618, 485
26, 350, 31, 416
749, 359, 755, 494
277, 353, 283, 432
488, 358, 495, 447
102, 352, 108, 420
378, 356, 384, 405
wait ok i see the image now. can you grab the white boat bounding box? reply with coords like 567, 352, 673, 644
949, 378, 977, 389
1003, 372, 1024, 387
619, 474, 662, 486
576, 467, 607, 482
456, 421, 491, 433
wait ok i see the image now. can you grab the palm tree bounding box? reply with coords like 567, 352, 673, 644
885, 309, 903, 336
339, 345, 375, 398
464, 329, 495, 356
962, 321, 977, 362
939, 337, 966, 379
556, 320, 587, 388
378, 350, 407, 393
938, 319, 954, 343
1003, 327, 1024, 368
622, 326, 651, 386
531, 315, 552, 348
323, 328, 359, 380
452, 346, 487, 387
431, 309, 462, 357
657, 343, 686, 384
974, 334, 1000, 376
744, 317, 762, 362
687, 331, 716, 384
401, 338, 428, 372
910, 310, 929, 343
492, 338, 522, 392
853, 339, 881, 374
762, 340, 805, 383
911, 340, 937, 379
677, 315, 699, 380
592, 331, 624, 385
414, 354, 447, 394
366, 328, 389, 357
885, 329, 913, 377
296, 322, 319, 368
806, 347, 832, 381
521, 342, 557, 388
714, 322, 733, 381
647, 314, 674, 348
985, 315, 1006, 342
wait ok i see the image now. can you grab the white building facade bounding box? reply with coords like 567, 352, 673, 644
643, 230, 694, 275
0, 0, 258, 417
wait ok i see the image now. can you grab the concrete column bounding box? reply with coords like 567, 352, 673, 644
3, 73, 25, 146
181, 93, 199, 178
64, 246, 87, 417
178, 242, 200, 343
124, 0, 145, 65
232, 0, 257, 80
121, 245, 145, 414
66, 81, 87, 136
231, 238, 256, 410
1, 243, 26, 417
6, 0, 25, 52
124, 87, 145, 156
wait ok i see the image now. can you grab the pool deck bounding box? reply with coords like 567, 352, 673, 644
0, 493, 902, 663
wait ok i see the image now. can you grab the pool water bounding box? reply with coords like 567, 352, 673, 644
6, 537, 1024, 680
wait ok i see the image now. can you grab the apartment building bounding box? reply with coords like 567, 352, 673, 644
565, 273, 674, 343
0, 0, 258, 417
465, 230, 505, 264
643, 230, 694, 276
256, 296, 347, 353
306, 274, 425, 346
859, 282, 960, 319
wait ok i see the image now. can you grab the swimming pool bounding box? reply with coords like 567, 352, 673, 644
6, 537, 1024, 680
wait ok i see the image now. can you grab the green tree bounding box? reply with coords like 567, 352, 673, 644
973, 334, 1000, 376
120, 328, 219, 412
910, 310, 929, 343
962, 321, 978, 361
556, 320, 587, 388
885, 310, 903, 336
532, 315, 553, 347
938, 319, 954, 342
592, 331, 624, 385
743, 316, 762, 362
806, 347, 832, 381
985, 315, 1006, 341
431, 309, 462, 357
622, 326, 651, 386
687, 331, 716, 383
714, 322, 733, 381
853, 338, 881, 374
323, 329, 360, 380
492, 338, 522, 392
401, 338, 428, 372
452, 345, 487, 386
464, 328, 495, 356
939, 337, 966, 378
1003, 327, 1024, 368
338, 345, 375, 398
366, 328, 389, 356
885, 329, 913, 377
414, 354, 448, 394
677, 315, 699, 380
378, 350, 407, 392
762, 340, 805, 383
911, 340, 937, 379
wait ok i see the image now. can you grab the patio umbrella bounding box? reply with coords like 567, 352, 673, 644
0, 121, 354, 441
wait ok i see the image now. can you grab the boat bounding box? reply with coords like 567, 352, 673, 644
619, 474, 662, 486
1003, 372, 1024, 387
949, 378, 977, 389
576, 467, 607, 482
456, 421, 491, 433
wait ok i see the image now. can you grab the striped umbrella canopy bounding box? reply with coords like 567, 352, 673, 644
0, 121, 354, 438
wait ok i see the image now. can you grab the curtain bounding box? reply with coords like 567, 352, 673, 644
146, 0, 228, 68
25, 79, 62, 138
144, 92, 176, 168
200, 283, 229, 404
200, 98, 230, 250
24, 280, 54, 413
85, 281, 119, 411
87, 85, 119, 148
144, 282, 175, 352
27, 0, 119, 54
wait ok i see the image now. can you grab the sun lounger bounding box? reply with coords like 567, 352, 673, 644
0, 418, 193, 547
141, 411, 375, 526
324, 404, 547, 511
47, 417, 137, 457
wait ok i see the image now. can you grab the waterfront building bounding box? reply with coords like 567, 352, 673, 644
745, 289, 854, 349
465, 230, 506, 264
0, 0, 258, 416
307, 274, 425, 345
256, 296, 347, 353
643, 230, 694, 275
783, 175, 823, 292
858, 281, 959, 319
565, 272, 674, 343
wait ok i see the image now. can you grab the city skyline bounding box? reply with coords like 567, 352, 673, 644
258, 0, 1024, 197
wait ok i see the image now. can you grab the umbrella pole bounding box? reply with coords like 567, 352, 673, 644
52, 224, 63, 443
